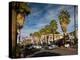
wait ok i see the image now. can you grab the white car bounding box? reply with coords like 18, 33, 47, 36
48, 45, 57, 49
64, 44, 70, 48
33, 45, 42, 49
51, 45, 57, 48
48, 46, 53, 49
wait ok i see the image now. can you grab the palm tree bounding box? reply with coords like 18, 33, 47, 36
50, 20, 58, 42
39, 28, 48, 44
33, 32, 41, 45
44, 25, 51, 45
44, 25, 51, 34
10, 2, 30, 57
58, 10, 70, 44
40, 28, 47, 35
33, 32, 41, 38
16, 2, 30, 43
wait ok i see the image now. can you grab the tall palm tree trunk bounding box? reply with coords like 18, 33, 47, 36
63, 32, 66, 45
18, 29, 21, 43
53, 31, 55, 42
47, 35, 49, 45
51, 29, 55, 43
60, 24, 66, 45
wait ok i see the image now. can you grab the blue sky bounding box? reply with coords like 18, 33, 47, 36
21, 3, 78, 38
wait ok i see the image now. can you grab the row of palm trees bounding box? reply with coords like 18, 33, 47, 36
32, 20, 58, 42
32, 10, 71, 45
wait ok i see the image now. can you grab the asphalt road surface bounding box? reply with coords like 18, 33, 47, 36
26, 47, 77, 57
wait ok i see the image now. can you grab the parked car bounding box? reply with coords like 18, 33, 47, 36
47, 44, 57, 49
32, 45, 42, 49
64, 44, 70, 48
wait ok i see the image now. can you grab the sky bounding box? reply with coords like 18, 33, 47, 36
20, 2, 78, 38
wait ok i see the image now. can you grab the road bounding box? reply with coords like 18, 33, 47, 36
26, 47, 77, 57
